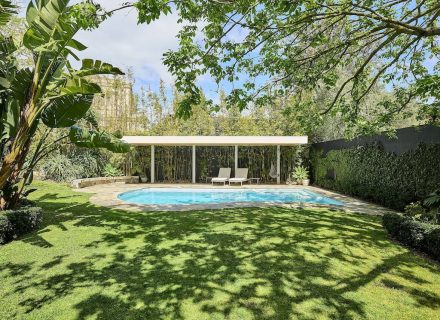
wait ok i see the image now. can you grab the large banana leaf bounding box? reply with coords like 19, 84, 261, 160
0, 35, 16, 57
0, 0, 17, 27
41, 94, 94, 128
9, 68, 33, 106
0, 99, 19, 140
23, 0, 74, 51
0, 34, 17, 91
59, 77, 101, 96
69, 126, 130, 153
74, 59, 124, 77
82, 110, 100, 130
42, 76, 102, 127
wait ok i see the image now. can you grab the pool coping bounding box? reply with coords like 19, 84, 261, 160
77, 183, 395, 215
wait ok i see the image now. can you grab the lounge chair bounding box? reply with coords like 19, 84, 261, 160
211, 168, 231, 185
229, 168, 249, 186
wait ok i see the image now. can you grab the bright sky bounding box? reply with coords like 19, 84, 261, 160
18, 0, 225, 102
18, 1, 436, 104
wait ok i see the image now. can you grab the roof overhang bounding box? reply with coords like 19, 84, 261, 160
122, 136, 308, 146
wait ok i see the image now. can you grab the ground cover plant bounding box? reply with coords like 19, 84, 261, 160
0, 181, 439, 319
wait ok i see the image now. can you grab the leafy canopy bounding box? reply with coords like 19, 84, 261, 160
125, 0, 440, 132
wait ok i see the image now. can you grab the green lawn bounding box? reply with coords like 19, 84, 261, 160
0, 182, 439, 320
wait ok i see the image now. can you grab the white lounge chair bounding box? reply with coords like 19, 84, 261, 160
211, 168, 231, 185
229, 168, 249, 186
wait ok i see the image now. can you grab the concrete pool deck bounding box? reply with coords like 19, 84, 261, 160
76, 183, 395, 215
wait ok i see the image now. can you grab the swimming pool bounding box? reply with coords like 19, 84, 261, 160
117, 188, 343, 206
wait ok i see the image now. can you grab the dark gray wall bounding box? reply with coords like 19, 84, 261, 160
312, 125, 440, 154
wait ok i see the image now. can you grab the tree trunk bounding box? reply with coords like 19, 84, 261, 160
0, 108, 35, 209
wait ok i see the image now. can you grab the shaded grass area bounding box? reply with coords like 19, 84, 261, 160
0, 181, 439, 320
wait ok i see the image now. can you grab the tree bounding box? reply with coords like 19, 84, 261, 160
0, 0, 129, 209
131, 0, 440, 133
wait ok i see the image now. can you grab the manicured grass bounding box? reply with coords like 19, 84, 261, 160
0, 181, 439, 320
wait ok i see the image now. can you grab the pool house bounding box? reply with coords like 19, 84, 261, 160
122, 136, 308, 184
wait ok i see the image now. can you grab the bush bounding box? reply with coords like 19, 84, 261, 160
382, 212, 440, 260
40, 153, 80, 182
0, 206, 43, 245
39, 148, 109, 182
424, 228, 440, 259
398, 219, 429, 248
103, 164, 124, 177
404, 201, 425, 220
0, 215, 13, 244
383, 212, 405, 237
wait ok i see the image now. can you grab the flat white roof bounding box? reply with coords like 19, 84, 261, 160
122, 136, 308, 146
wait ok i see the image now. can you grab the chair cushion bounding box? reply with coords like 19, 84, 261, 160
212, 178, 228, 182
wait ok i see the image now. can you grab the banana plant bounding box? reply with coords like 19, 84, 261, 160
424, 189, 440, 224
0, 0, 130, 209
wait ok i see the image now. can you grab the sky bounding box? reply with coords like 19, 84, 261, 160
18, 0, 225, 102
17, 1, 437, 106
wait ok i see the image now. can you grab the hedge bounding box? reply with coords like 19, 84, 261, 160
310, 143, 440, 210
383, 212, 440, 260
0, 206, 43, 244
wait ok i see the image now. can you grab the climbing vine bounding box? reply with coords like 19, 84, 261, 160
310, 143, 440, 210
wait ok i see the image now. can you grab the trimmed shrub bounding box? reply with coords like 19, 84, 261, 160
424, 228, 440, 259
382, 212, 440, 261
0, 215, 13, 244
383, 212, 405, 237
398, 219, 429, 248
0, 206, 43, 245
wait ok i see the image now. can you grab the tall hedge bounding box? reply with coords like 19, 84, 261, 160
310, 143, 440, 210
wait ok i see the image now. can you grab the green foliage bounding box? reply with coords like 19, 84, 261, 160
0, 0, 129, 209
382, 212, 406, 238
102, 164, 123, 177
40, 153, 80, 182
0, 205, 42, 244
69, 126, 130, 153
0, 0, 16, 27
404, 202, 425, 220
292, 166, 309, 181
39, 148, 108, 182
311, 143, 440, 210
72, 148, 107, 178
383, 212, 440, 261
425, 228, 440, 259
399, 219, 430, 248
403, 201, 437, 224
130, 0, 440, 132
424, 189, 440, 211
0, 214, 13, 243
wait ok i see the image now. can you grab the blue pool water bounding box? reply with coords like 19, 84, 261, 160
118, 188, 343, 206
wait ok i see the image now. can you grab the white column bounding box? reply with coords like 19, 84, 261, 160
150, 145, 155, 184
277, 145, 281, 185
234, 145, 238, 172
192, 145, 196, 184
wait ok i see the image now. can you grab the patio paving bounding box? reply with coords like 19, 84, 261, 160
77, 183, 396, 215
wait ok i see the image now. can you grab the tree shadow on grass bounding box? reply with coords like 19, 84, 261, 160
3, 191, 440, 319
